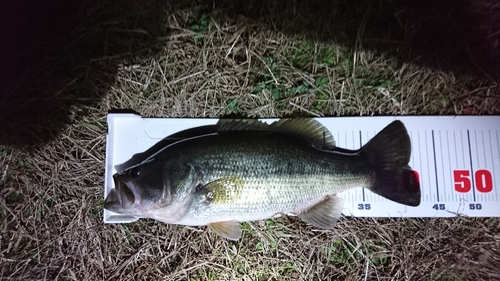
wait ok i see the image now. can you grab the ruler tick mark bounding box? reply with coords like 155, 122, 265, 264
481, 130, 487, 202
359, 130, 365, 202
453, 130, 458, 165
448, 130, 456, 202
467, 130, 476, 202
431, 130, 440, 202
453, 130, 458, 202
482, 130, 487, 169
439, 131, 447, 200
496, 130, 499, 202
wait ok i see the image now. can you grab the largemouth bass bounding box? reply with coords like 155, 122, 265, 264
104, 119, 420, 240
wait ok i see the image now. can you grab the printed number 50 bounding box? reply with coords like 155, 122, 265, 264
454, 170, 493, 193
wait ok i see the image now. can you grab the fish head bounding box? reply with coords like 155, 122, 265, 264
104, 158, 196, 221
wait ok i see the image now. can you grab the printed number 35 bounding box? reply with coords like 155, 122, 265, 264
358, 204, 371, 210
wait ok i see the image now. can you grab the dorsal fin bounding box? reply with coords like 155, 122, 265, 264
216, 118, 335, 147
216, 119, 268, 132
269, 118, 335, 146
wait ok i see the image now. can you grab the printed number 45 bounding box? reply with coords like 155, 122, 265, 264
433, 204, 445, 210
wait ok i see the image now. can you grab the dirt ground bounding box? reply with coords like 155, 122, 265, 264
1, 0, 499, 280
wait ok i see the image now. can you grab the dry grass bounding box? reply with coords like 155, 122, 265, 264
1, 0, 500, 280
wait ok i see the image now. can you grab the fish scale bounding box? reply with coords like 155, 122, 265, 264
166, 132, 374, 225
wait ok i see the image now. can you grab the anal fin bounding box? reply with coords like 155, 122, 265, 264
208, 220, 242, 241
298, 195, 344, 229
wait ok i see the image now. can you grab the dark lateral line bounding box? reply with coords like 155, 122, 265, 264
467, 130, 477, 202
359, 130, 365, 202
431, 131, 440, 202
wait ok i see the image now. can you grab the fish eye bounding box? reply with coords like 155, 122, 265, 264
128, 167, 141, 178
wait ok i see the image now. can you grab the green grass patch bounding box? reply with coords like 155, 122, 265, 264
288, 41, 314, 69
321, 238, 392, 267
190, 13, 209, 42
123, 225, 138, 247
225, 98, 242, 114
286, 41, 350, 71
0, 145, 10, 156
8, 191, 22, 203
317, 48, 337, 67
278, 262, 296, 275
92, 199, 104, 219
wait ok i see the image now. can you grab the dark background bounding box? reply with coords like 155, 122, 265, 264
1, 0, 498, 147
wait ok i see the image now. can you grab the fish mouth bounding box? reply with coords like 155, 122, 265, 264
104, 173, 143, 213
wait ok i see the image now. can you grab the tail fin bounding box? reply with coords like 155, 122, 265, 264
361, 121, 421, 206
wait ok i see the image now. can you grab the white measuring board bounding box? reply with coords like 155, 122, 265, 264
104, 114, 500, 223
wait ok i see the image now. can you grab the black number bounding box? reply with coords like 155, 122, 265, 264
432, 204, 445, 210
358, 204, 371, 210
469, 203, 482, 210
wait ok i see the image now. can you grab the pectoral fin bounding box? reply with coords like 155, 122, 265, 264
196, 177, 244, 204
298, 195, 344, 229
208, 220, 242, 241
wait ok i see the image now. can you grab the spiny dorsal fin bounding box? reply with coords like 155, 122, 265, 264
216, 119, 268, 132
269, 118, 335, 147
216, 118, 335, 147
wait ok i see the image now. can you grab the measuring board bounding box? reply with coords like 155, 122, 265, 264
104, 114, 500, 223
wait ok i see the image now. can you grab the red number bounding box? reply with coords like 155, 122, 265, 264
475, 169, 493, 193
453, 169, 494, 193
454, 170, 471, 193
